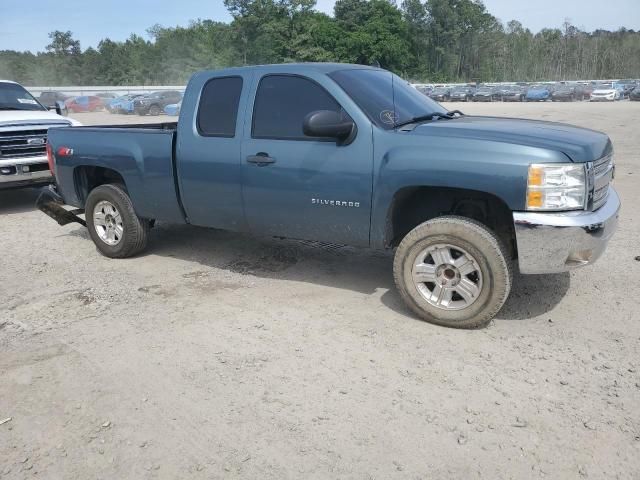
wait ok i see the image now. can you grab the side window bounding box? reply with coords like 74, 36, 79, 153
252, 75, 344, 140
197, 77, 243, 137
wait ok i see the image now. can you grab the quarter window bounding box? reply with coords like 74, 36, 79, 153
197, 77, 243, 137
252, 75, 344, 140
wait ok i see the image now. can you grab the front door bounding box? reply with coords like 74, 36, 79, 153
241, 73, 373, 247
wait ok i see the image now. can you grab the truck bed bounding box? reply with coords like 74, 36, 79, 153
48, 124, 186, 224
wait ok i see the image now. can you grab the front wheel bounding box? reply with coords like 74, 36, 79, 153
85, 184, 150, 258
393, 216, 512, 329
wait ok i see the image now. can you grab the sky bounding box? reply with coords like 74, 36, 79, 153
1, 0, 639, 53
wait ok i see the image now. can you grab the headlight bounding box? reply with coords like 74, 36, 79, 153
526, 163, 587, 211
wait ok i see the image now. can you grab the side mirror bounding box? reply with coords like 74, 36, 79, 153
303, 110, 356, 145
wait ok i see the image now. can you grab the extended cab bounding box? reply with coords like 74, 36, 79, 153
38, 64, 620, 328
1, 80, 80, 189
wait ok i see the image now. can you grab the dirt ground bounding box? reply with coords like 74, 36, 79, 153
1, 101, 639, 479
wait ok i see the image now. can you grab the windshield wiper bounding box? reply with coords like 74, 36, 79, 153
394, 110, 464, 129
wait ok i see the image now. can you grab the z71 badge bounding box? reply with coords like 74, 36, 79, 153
311, 198, 360, 208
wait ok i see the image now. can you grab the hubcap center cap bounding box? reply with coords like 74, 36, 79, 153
436, 264, 461, 286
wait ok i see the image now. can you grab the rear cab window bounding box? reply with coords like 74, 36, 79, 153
197, 77, 243, 137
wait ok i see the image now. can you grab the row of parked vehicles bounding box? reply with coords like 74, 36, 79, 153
37, 90, 183, 116
416, 80, 640, 102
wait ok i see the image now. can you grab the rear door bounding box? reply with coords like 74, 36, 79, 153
240, 72, 373, 247
176, 72, 251, 230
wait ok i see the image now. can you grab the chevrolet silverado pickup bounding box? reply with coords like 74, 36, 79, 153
1, 80, 80, 189
38, 63, 620, 328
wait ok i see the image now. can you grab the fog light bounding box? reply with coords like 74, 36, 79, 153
22, 165, 30, 173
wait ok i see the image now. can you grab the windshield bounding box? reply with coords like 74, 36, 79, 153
329, 69, 447, 130
0, 83, 46, 111
433, 87, 448, 93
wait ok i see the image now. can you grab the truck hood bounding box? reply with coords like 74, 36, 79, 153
408, 116, 610, 162
0, 110, 81, 127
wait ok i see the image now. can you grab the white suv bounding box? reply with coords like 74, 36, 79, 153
0, 81, 80, 189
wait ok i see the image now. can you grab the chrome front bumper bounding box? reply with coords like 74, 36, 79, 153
513, 188, 620, 274
0, 155, 53, 188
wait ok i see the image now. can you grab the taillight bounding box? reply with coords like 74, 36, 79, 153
46, 142, 55, 175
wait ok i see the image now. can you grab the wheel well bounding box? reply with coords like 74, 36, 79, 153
386, 186, 517, 258
74, 166, 126, 205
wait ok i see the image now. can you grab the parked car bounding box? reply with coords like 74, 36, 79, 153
164, 101, 181, 116
95, 92, 120, 103
38, 91, 70, 115
106, 94, 144, 114
525, 85, 551, 102
590, 84, 622, 102
133, 90, 183, 116
428, 87, 451, 102
629, 86, 640, 101
551, 85, 583, 102
65, 96, 105, 113
0, 80, 80, 189
414, 85, 433, 96
449, 86, 475, 102
578, 83, 595, 98
39, 63, 619, 329
471, 86, 495, 102
615, 80, 637, 98
497, 85, 526, 102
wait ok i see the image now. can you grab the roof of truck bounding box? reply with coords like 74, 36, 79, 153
199, 62, 382, 77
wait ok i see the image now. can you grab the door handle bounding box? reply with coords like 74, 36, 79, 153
247, 152, 276, 166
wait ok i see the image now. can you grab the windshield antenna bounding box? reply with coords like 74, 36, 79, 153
391, 72, 396, 126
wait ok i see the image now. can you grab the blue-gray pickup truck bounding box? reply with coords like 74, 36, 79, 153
38, 63, 620, 328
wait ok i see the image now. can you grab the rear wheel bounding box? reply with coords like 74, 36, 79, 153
85, 184, 149, 258
148, 104, 161, 116
393, 216, 512, 329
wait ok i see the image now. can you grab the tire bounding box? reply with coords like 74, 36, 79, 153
148, 104, 161, 116
393, 216, 512, 329
85, 184, 149, 258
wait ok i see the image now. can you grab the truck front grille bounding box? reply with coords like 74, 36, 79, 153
591, 153, 613, 210
0, 129, 48, 159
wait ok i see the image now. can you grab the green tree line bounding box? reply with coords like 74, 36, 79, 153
1, 0, 639, 86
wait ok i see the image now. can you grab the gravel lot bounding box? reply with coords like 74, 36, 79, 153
1, 102, 639, 479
